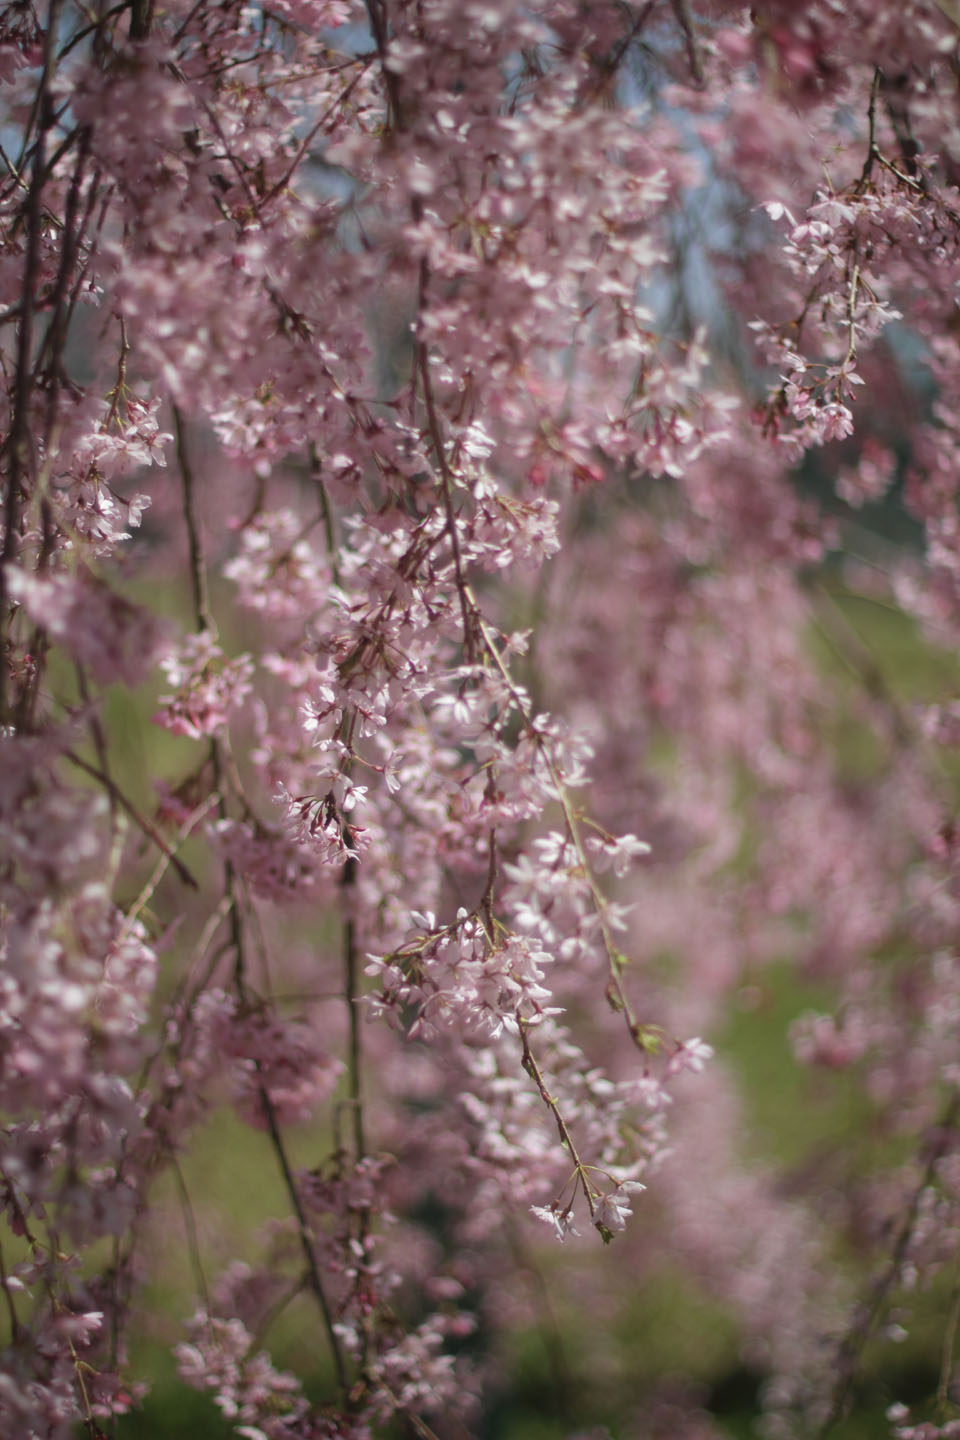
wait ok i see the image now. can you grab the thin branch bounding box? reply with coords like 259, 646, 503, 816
174, 410, 351, 1396
818, 1095, 960, 1433
473, 601, 655, 1054
588, 1, 656, 104
668, 0, 704, 87
343, 855, 366, 1165
807, 582, 923, 754
860, 68, 882, 184
171, 1156, 213, 1316
64, 749, 199, 889
57, 1, 128, 60
36, 127, 92, 397
415, 278, 475, 663
518, 1016, 597, 1219
0, 1239, 22, 1341
258, 1080, 350, 1392
937, 1246, 960, 1416
121, 794, 218, 937
260, 59, 373, 207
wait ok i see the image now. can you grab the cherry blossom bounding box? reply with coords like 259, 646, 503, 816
4, 0, 960, 1436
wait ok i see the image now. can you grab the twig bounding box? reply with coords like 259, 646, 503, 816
860, 68, 882, 184
937, 1245, 960, 1415
121, 794, 218, 935
518, 1016, 597, 1219
668, 0, 704, 87
260, 60, 373, 207
258, 1081, 350, 1392
473, 601, 654, 1054
585, 1, 656, 105
415, 314, 475, 663
343, 855, 366, 1165
0, 1239, 21, 1341
807, 583, 921, 754
818, 1095, 960, 1433
64, 749, 199, 889
171, 1156, 212, 1315
377, 1383, 445, 1440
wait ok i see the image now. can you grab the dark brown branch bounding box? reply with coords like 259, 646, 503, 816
173, 406, 216, 635
0, 0, 65, 724
860, 68, 882, 184
668, 0, 704, 87
128, 0, 154, 41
